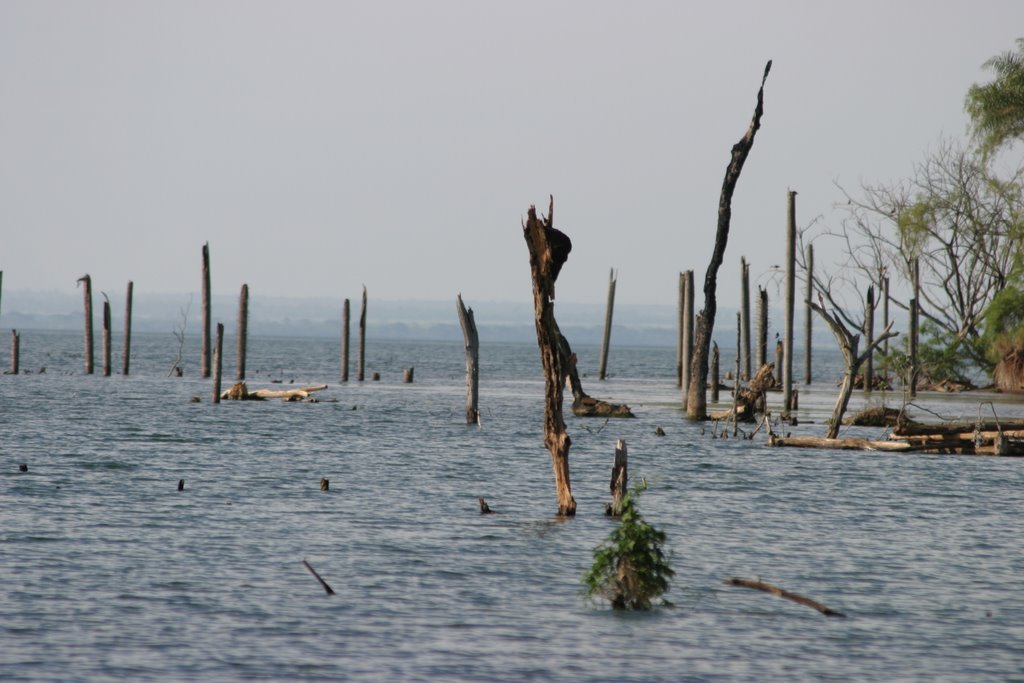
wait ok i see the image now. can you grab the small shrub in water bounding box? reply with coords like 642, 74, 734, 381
582, 486, 673, 610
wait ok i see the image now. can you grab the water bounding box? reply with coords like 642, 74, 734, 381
3, 330, 1024, 681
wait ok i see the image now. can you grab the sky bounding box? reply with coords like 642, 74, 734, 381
2, 1, 1023, 311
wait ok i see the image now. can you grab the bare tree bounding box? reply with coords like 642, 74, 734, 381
170, 297, 192, 377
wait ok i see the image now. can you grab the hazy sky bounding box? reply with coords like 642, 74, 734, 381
2, 1, 1022, 310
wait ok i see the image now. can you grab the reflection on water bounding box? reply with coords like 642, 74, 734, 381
2, 330, 1024, 681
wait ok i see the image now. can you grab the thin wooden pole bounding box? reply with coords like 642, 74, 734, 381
236, 284, 248, 381
681, 270, 694, 410
676, 272, 685, 387
78, 274, 94, 374
804, 243, 813, 385
358, 286, 367, 382
711, 342, 720, 403
598, 268, 616, 381
340, 298, 350, 383
775, 339, 784, 386
783, 190, 796, 416
864, 285, 875, 392
102, 295, 111, 377
10, 329, 19, 375
201, 243, 211, 378
740, 257, 751, 380
756, 287, 768, 370
213, 322, 224, 403
122, 280, 133, 376
910, 257, 920, 398
456, 294, 480, 424
733, 312, 740, 436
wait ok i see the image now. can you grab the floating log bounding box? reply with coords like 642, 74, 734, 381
77, 274, 94, 374
220, 382, 328, 401
768, 434, 913, 451
457, 294, 480, 424
723, 577, 846, 617
201, 243, 211, 378
122, 280, 133, 376
605, 439, 628, 517
236, 284, 249, 381
598, 268, 616, 381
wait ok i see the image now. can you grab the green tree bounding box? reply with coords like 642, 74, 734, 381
966, 38, 1024, 155
582, 486, 673, 610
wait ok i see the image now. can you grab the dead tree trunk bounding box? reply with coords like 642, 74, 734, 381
77, 275, 94, 375
864, 285, 875, 391
740, 257, 751, 380
213, 322, 224, 404
598, 268, 616, 380
783, 190, 796, 416
810, 294, 897, 439
681, 270, 694, 409
358, 286, 367, 382
756, 286, 768, 370
804, 244, 813, 384
910, 257, 920, 398
9, 329, 19, 375
236, 284, 248, 381
605, 439, 628, 517
201, 243, 211, 378
122, 280, 133, 376
711, 342, 720, 403
456, 293, 480, 424
523, 197, 576, 516
676, 272, 685, 387
102, 294, 111, 377
341, 298, 350, 383
881, 275, 890, 378
687, 61, 771, 419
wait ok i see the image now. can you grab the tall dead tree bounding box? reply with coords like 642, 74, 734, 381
456, 293, 480, 424
236, 284, 248, 381
341, 298, 350, 383
687, 60, 771, 419
804, 244, 813, 384
783, 190, 796, 416
756, 286, 768, 369
523, 197, 576, 516
598, 268, 617, 380
740, 257, 751, 380
201, 243, 211, 378
77, 274, 94, 375
122, 281, 133, 376
102, 293, 111, 377
358, 286, 367, 382
681, 269, 694, 409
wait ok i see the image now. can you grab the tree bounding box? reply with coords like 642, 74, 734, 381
966, 38, 1024, 156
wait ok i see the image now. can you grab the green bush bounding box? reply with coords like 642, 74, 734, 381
582, 486, 673, 610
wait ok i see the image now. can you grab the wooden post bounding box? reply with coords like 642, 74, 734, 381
804, 244, 813, 385
740, 257, 751, 380
687, 61, 771, 420
606, 439, 628, 516
756, 286, 768, 370
77, 274, 94, 374
341, 298, 350, 383
102, 294, 111, 377
598, 268, 617, 380
358, 286, 367, 382
783, 190, 796, 416
213, 322, 224, 403
456, 294, 480, 424
403, 367, 414, 383
122, 280, 133, 376
236, 284, 248, 381
681, 270, 694, 409
523, 197, 576, 516
676, 272, 685, 387
710, 342, 720, 403
864, 285, 875, 392
201, 243, 211, 378
775, 339, 784, 386
9, 329, 18, 375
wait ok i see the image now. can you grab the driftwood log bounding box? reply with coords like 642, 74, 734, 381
711, 362, 776, 422
767, 435, 913, 452
221, 382, 328, 401
723, 577, 845, 617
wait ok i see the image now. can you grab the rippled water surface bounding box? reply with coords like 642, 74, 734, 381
3, 330, 1024, 681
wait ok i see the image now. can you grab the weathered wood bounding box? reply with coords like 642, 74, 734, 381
302, 559, 336, 596
864, 285, 875, 392
681, 270, 694, 405
733, 312, 741, 435
212, 322, 224, 404
201, 242, 211, 378
560, 334, 634, 418
893, 420, 1024, 437
102, 294, 111, 377
77, 274, 94, 374
456, 294, 480, 424
687, 61, 771, 420
723, 577, 846, 617
221, 383, 328, 401
756, 286, 768, 370
605, 439, 628, 516
523, 197, 576, 516
783, 190, 796, 416
320, 478, 329, 490
358, 286, 367, 382
710, 342, 720, 403
478, 497, 493, 514
774, 340, 783, 386
122, 280, 133, 376
768, 434, 912, 451
403, 368, 414, 383
740, 257, 751, 380
9, 329, 19, 375
341, 298, 350, 383
236, 284, 248, 381
909, 257, 920, 398
804, 244, 813, 384
676, 272, 685, 387
598, 268, 617, 380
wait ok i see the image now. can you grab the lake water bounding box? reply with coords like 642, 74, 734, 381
3, 330, 1024, 681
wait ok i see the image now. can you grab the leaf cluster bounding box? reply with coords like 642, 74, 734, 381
582, 486, 674, 610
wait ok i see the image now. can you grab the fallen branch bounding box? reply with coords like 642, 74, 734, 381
722, 577, 845, 617
302, 559, 335, 595
221, 382, 328, 401
767, 434, 912, 451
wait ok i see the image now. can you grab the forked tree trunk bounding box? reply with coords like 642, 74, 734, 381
456, 293, 480, 424
523, 197, 576, 516
688, 61, 771, 419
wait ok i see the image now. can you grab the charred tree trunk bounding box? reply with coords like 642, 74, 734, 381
864, 285, 875, 391
236, 284, 248, 381
711, 342, 720, 403
77, 275, 94, 375
598, 268, 616, 380
457, 294, 480, 424
122, 281, 133, 376
201, 243, 211, 378
523, 197, 576, 516
341, 298, 350, 383
358, 286, 367, 383
687, 60, 771, 419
